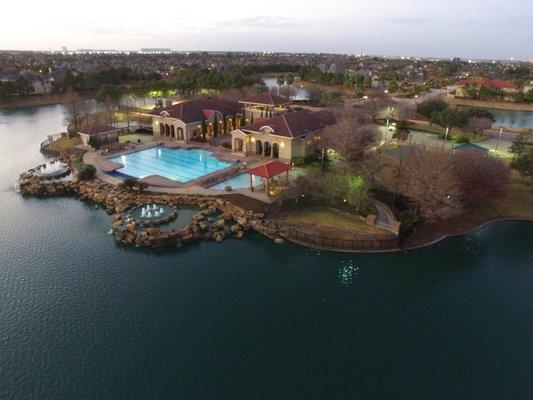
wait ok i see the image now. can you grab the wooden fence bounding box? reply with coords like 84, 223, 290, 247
287, 228, 398, 251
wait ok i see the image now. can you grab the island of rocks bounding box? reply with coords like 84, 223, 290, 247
18, 167, 284, 248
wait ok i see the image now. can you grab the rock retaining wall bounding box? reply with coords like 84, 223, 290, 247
18, 167, 283, 248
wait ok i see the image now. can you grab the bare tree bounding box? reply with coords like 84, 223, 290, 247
452, 151, 510, 207
399, 148, 462, 220
467, 116, 493, 137
271, 85, 296, 102
320, 106, 379, 170
363, 88, 394, 120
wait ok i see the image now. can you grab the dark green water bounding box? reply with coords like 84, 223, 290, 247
1, 105, 532, 399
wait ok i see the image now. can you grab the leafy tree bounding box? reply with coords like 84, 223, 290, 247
508, 134, 527, 160
510, 148, 533, 179
416, 98, 449, 119
286, 73, 295, 85
213, 112, 219, 137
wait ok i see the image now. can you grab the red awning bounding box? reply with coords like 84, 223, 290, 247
247, 161, 292, 179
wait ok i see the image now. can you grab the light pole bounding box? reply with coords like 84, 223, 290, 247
495, 127, 503, 153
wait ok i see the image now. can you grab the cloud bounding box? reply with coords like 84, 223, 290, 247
466, 16, 533, 28
215, 16, 306, 29
386, 17, 435, 26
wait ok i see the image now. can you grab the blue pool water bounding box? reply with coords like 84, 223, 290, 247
210, 173, 262, 190
109, 147, 231, 183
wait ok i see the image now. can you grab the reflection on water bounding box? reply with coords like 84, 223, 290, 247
338, 260, 359, 286
262, 77, 310, 100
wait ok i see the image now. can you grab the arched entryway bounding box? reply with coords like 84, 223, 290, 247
177, 127, 184, 140
170, 125, 175, 138
159, 123, 164, 135
272, 143, 279, 158
165, 124, 170, 136
264, 141, 271, 157
256, 140, 263, 155
234, 138, 243, 152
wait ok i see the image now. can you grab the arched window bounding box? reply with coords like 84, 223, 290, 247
272, 143, 279, 158
170, 125, 175, 137
264, 141, 271, 157
165, 125, 170, 136
159, 123, 164, 135
177, 127, 184, 140
256, 140, 263, 155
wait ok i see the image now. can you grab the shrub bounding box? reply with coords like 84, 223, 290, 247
87, 136, 101, 149
118, 178, 138, 190
221, 142, 232, 149
452, 135, 471, 144
77, 163, 96, 180
291, 157, 306, 167
399, 209, 418, 229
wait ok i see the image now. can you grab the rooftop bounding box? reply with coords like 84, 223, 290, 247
79, 125, 119, 135
240, 92, 292, 106
154, 98, 242, 123
248, 161, 292, 178
241, 110, 336, 138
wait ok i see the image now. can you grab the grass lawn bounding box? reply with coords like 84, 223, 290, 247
49, 136, 80, 150
276, 207, 387, 235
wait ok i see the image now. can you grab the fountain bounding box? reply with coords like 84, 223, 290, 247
33, 161, 70, 179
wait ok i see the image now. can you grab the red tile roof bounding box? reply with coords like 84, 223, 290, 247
241, 110, 336, 138
154, 99, 242, 123
79, 125, 119, 135
458, 78, 515, 90
240, 92, 292, 106
248, 161, 292, 178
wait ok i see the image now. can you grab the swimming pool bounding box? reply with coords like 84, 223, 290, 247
210, 173, 262, 190
110, 147, 231, 183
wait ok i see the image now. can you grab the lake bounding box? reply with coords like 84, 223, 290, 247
263, 76, 311, 100
488, 108, 533, 129
0, 104, 531, 399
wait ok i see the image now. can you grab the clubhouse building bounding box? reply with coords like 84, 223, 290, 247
151, 98, 244, 142
149, 94, 336, 161
231, 110, 336, 161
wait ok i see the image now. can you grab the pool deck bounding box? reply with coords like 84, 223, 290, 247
83, 142, 280, 203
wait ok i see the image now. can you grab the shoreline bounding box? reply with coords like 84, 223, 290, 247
283, 217, 533, 253
445, 97, 533, 112
19, 164, 532, 253
0, 91, 96, 109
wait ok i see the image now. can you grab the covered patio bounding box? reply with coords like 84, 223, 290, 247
247, 161, 292, 197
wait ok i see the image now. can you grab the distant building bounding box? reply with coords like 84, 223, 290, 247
455, 78, 516, 97
140, 48, 172, 54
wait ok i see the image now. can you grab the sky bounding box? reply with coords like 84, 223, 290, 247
1, 0, 532, 60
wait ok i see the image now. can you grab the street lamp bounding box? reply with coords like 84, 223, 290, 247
495, 126, 503, 153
